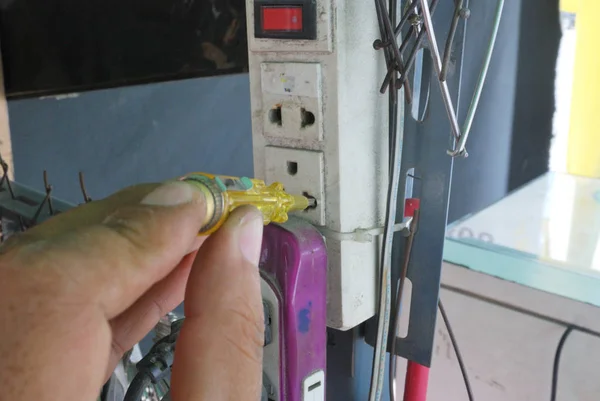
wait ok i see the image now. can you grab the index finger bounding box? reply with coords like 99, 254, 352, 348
171, 207, 264, 401
5, 181, 210, 320
2, 183, 160, 246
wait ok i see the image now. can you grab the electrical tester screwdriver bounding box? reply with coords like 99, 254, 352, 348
181, 173, 317, 235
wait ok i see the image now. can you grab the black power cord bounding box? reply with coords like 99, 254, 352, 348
438, 299, 474, 401
124, 319, 184, 401
438, 303, 585, 401
550, 325, 574, 401
124, 372, 153, 401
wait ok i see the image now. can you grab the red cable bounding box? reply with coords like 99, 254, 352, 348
403, 361, 430, 401
402, 198, 430, 401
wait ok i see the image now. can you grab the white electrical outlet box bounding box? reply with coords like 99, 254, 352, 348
247, 0, 391, 330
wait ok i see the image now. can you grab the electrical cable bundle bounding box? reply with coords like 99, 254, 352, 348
367, 0, 405, 398
123, 319, 184, 401
368, 0, 505, 400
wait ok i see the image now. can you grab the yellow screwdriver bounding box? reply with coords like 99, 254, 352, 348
180, 173, 316, 235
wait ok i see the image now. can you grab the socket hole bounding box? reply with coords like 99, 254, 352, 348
303, 192, 317, 210
287, 161, 298, 176
308, 381, 322, 392
301, 108, 315, 128
269, 106, 282, 126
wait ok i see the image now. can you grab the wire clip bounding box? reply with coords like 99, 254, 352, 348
316, 217, 413, 243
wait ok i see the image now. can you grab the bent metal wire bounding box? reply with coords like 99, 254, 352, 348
0, 158, 85, 241
0, 159, 168, 401
369, 0, 504, 400
372, 0, 505, 157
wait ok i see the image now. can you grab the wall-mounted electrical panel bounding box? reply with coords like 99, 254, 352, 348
246, 0, 390, 330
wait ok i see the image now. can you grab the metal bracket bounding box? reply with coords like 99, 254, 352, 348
364, 0, 467, 367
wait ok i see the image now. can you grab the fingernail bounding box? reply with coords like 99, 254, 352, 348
141, 181, 198, 206
238, 212, 264, 264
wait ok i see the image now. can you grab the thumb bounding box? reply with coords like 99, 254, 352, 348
171, 206, 264, 401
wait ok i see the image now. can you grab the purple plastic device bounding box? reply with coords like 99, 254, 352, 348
259, 219, 328, 401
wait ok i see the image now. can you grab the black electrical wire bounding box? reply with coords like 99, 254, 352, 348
550, 325, 574, 401
438, 299, 474, 401
388, 0, 399, 154
123, 372, 153, 401
439, 301, 579, 401
443, 283, 600, 401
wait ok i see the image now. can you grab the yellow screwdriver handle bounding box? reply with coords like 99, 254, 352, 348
181, 173, 314, 235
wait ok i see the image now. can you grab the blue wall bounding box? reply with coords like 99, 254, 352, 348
9, 74, 254, 204
8, 73, 255, 352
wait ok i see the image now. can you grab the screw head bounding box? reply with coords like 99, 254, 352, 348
459, 7, 471, 19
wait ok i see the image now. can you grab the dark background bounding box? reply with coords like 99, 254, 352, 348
0, 0, 248, 97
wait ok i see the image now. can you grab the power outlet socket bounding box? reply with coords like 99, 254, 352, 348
248, 0, 391, 330
264, 146, 325, 226
261, 62, 323, 142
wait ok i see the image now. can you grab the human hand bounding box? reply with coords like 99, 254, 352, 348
0, 180, 264, 401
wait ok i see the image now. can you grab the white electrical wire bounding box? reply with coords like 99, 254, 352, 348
368, 88, 405, 401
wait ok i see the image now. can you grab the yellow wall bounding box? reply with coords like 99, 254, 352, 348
560, 0, 577, 13
566, 0, 600, 178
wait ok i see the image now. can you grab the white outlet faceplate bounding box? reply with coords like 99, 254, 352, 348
248, 0, 391, 330
264, 146, 325, 226
261, 62, 323, 142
